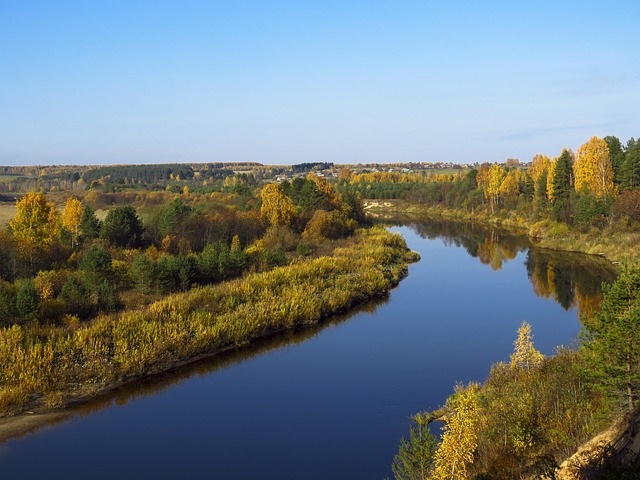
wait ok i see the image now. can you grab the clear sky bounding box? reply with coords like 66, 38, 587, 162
1, 1, 639, 166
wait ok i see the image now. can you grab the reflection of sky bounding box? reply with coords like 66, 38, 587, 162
1, 2, 639, 165
0, 225, 612, 479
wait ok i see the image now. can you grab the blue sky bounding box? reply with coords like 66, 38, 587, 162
1, 1, 639, 165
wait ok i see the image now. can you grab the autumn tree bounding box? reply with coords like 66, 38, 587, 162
307, 172, 340, 209
478, 164, 506, 213
9, 192, 59, 271
61, 197, 83, 248
529, 154, 551, 186
574, 136, 614, 197
260, 183, 295, 227
510, 321, 544, 371
433, 383, 480, 480
499, 170, 520, 206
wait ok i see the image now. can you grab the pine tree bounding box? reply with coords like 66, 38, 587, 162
551, 149, 574, 223
392, 414, 438, 480
583, 260, 640, 412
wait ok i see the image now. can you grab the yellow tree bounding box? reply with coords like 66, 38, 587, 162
307, 172, 341, 209
260, 183, 295, 227
10, 192, 58, 269
499, 171, 519, 205
574, 136, 614, 197
546, 158, 557, 202
480, 164, 506, 213
529, 154, 550, 185
61, 197, 83, 248
433, 383, 480, 480
510, 321, 544, 371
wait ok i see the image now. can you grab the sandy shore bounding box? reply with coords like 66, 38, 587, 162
0, 410, 72, 444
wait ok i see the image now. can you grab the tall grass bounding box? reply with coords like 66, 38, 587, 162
0, 227, 415, 416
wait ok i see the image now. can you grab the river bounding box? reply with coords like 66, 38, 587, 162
0, 222, 616, 479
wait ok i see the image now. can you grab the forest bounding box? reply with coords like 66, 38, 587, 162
0, 173, 416, 416
387, 137, 640, 478
343, 135, 640, 235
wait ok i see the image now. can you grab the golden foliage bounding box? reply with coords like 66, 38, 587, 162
433, 383, 480, 480
0, 227, 413, 416
574, 136, 615, 197
9, 192, 58, 263
260, 183, 295, 227
509, 321, 544, 370
61, 197, 83, 247
528, 154, 551, 184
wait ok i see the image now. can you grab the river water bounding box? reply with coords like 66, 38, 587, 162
0, 222, 616, 479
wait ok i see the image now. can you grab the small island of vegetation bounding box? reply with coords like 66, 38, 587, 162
0, 172, 417, 421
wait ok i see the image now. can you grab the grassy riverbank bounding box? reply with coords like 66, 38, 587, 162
366, 200, 640, 262
0, 227, 417, 418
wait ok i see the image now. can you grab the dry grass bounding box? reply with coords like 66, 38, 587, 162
0, 203, 16, 228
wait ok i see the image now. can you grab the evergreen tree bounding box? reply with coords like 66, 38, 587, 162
604, 135, 626, 185
100, 205, 144, 248
59, 275, 91, 317
621, 139, 640, 191
551, 149, 574, 223
80, 244, 113, 293
79, 205, 102, 240
15, 280, 39, 320
392, 414, 438, 480
583, 261, 640, 412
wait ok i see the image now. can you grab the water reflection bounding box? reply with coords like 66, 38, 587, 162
2, 296, 389, 444
400, 219, 617, 318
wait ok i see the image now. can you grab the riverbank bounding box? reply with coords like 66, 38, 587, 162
365, 200, 640, 263
0, 227, 418, 441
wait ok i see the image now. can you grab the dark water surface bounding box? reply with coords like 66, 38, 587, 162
0, 223, 616, 479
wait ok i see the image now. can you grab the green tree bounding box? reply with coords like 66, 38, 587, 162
130, 253, 155, 295
158, 198, 192, 238
80, 244, 113, 293
0, 284, 15, 325
621, 139, 640, 191
392, 414, 438, 480
97, 280, 122, 312
15, 280, 39, 320
100, 205, 144, 248
551, 149, 574, 223
604, 135, 625, 185
79, 205, 102, 241
583, 260, 640, 412
59, 276, 91, 317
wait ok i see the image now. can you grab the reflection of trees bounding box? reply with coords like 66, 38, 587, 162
4, 296, 389, 443
397, 218, 617, 317
404, 220, 529, 271
525, 249, 617, 316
